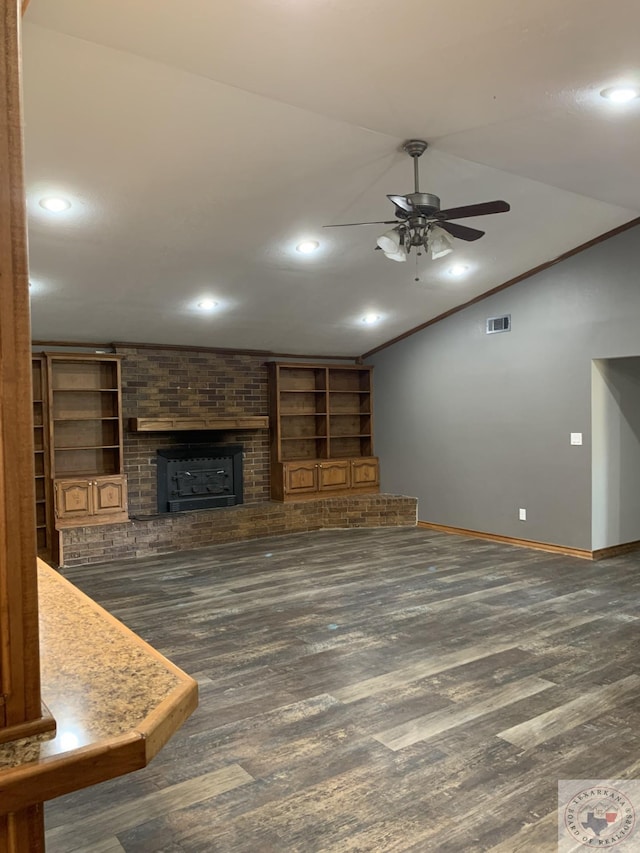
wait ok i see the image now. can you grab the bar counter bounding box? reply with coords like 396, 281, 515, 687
0, 559, 198, 814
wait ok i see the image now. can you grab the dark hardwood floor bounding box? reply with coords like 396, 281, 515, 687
44, 528, 640, 852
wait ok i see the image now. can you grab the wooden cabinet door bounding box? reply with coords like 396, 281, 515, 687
318, 460, 350, 491
351, 457, 379, 488
93, 475, 128, 515
284, 461, 318, 494
55, 479, 92, 519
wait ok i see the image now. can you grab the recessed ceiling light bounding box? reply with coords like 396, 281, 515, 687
39, 197, 71, 212
448, 263, 469, 277
362, 314, 381, 325
600, 86, 640, 103
296, 240, 320, 254
197, 299, 218, 310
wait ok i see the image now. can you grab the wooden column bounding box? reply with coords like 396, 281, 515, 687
0, 0, 45, 847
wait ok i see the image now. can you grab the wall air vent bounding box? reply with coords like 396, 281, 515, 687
486, 314, 511, 334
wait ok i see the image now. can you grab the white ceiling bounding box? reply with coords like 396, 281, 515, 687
23, 0, 640, 357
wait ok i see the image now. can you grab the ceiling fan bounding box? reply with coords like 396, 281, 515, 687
324, 140, 510, 262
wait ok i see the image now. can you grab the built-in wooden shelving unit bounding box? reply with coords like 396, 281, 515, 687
268, 362, 379, 501
45, 353, 128, 527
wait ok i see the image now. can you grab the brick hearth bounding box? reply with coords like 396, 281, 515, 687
59, 494, 418, 567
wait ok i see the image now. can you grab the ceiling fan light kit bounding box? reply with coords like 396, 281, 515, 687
384, 248, 408, 263
376, 227, 407, 261
427, 225, 455, 259
324, 139, 511, 264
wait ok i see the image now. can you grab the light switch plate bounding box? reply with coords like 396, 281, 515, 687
570, 433, 583, 445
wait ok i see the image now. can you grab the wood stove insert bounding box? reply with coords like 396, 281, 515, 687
156, 445, 243, 512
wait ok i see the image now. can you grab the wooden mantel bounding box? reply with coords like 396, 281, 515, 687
129, 416, 269, 432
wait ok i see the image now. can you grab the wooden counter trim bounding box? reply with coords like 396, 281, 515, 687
129, 415, 269, 432
0, 561, 198, 814
0, 732, 143, 814
0, 703, 55, 746
0, 684, 198, 813
140, 679, 200, 762
417, 521, 592, 560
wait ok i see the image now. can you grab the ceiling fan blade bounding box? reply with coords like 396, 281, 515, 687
387, 194, 414, 213
439, 200, 510, 220
323, 220, 398, 228
439, 221, 485, 242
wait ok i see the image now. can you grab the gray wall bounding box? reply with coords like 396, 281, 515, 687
370, 224, 640, 552
592, 357, 640, 550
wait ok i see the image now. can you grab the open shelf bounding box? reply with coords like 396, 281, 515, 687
55, 444, 120, 451
281, 415, 327, 439
330, 437, 373, 458
271, 364, 373, 459
53, 469, 122, 479
50, 359, 119, 391
280, 436, 328, 461
278, 366, 326, 393
52, 391, 119, 420
43, 354, 127, 526
329, 396, 371, 415
268, 362, 378, 499
54, 419, 120, 448
328, 368, 371, 393
53, 416, 120, 422
32, 356, 55, 561
53, 447, 121, 477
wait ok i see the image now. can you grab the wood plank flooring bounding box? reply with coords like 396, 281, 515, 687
45, 528, 640, 852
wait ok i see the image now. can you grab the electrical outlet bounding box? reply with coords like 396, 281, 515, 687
519, 508, 527, 521
570, 432, 583, 445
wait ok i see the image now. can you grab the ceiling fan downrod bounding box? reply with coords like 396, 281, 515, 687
401, 139, 441, 216
402, 139, 428, 194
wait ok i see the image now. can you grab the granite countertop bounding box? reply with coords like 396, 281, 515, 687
0, 560, 198, 813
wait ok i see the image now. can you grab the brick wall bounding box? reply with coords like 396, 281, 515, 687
60, 494, 418, 567
116, 345, 270, 514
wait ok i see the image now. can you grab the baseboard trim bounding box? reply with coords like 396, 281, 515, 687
591, 539, 640, 560
417, 521, 593, 560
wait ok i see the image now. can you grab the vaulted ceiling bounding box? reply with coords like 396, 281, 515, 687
23, 0, 640, 357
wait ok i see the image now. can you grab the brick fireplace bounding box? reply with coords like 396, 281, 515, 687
119, 346, 270, 517
58, 345, 417, 566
